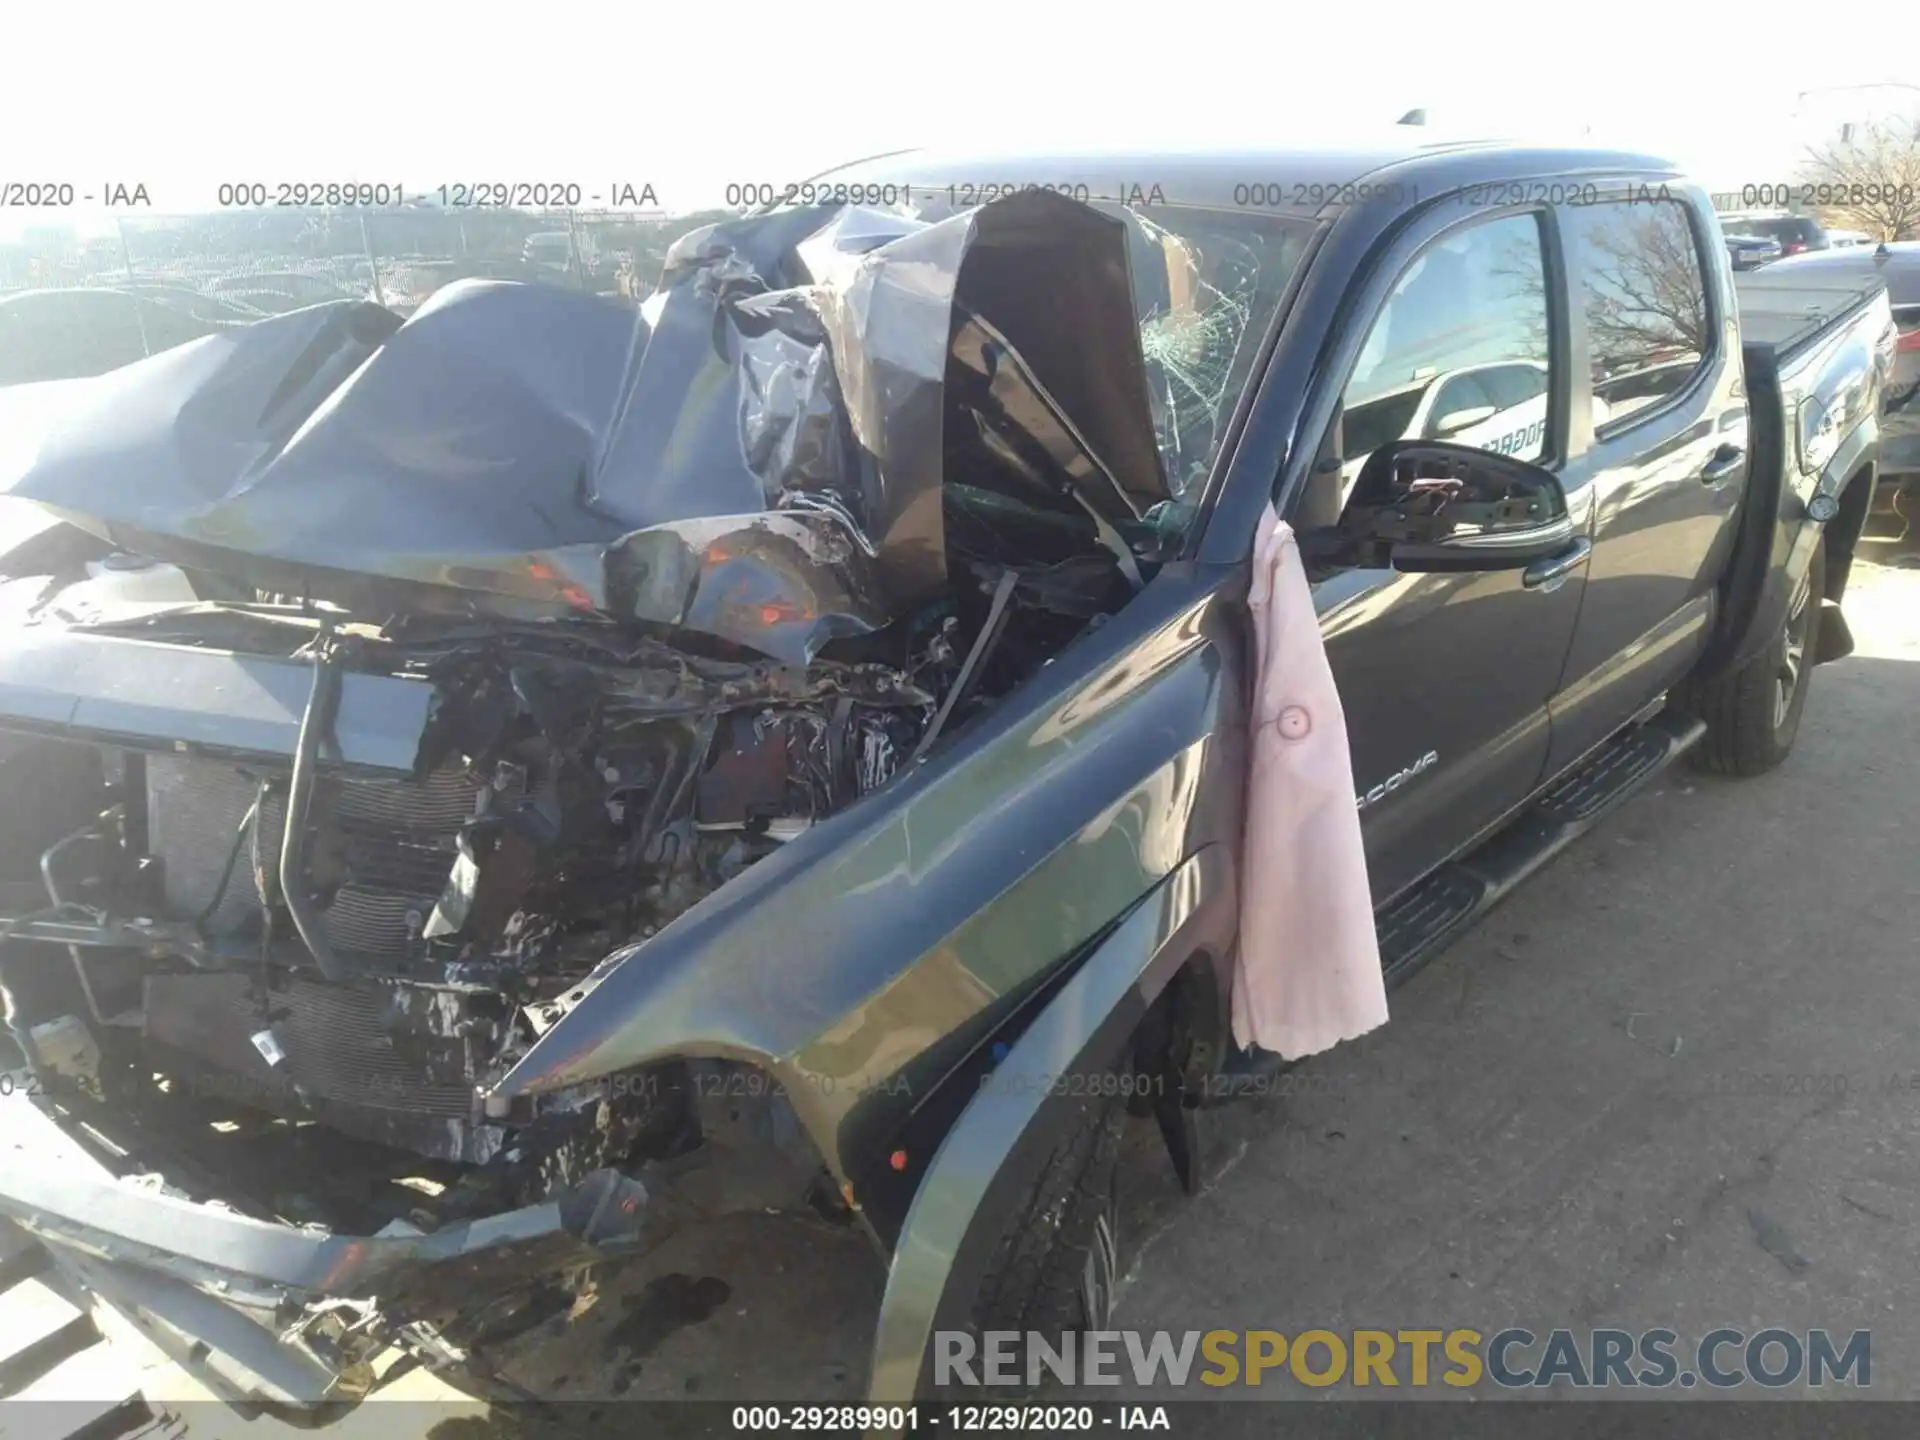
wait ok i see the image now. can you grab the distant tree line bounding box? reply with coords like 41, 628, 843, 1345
1800, 116, 1920, 241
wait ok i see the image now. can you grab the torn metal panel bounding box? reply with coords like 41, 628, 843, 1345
0, 626, 433, 773
0, 191, 1165, 664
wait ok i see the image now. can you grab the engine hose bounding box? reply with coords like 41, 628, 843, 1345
280, 633, 353, 982
195, 788, 263, 931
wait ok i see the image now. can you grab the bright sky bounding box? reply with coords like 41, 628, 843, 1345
2, 0, 1917, 235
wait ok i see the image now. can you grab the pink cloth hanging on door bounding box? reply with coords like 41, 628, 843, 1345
1231, 505, 1390, 1058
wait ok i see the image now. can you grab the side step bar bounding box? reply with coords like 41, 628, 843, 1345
1218, 708, 1705, 1093
1378, 707, 1704, 985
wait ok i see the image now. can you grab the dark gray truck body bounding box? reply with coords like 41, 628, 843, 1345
1741, 243, 1920, 506
1722, 267, 1894, 667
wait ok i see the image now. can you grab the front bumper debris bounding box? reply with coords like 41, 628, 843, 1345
0, 1078, 653, 1406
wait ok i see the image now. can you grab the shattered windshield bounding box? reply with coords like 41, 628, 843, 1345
818, 185, 1314, 507
1113, 206, 1313, 500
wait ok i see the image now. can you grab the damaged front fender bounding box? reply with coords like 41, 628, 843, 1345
867, 844, 1230, 1403
482, 569, 1246, 1203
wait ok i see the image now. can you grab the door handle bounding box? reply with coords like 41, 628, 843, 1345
1699, 445, 1746, 485
1522, 537, 1591, 590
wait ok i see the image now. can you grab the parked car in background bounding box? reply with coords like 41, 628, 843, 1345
1753, 241, 1920, 515
107, 283, 267, 324
207, 272, 354, 305
0, 288, 248, 386
522, 230, 614, 288
1722, 211, 1829, 256
1828, 228, 1873, 248
523, 230, 589, 270
1726, 232, 1782, 269
380, 257, 568, 313
206, 272, 355, 315
208, 288, 302, 315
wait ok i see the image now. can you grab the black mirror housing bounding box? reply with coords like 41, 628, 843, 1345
1335, 441, 1572, 572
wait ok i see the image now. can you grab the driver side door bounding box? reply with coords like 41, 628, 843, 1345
1290, 208, 1588, 905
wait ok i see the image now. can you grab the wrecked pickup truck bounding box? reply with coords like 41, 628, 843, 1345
0, 139, 1894, 1408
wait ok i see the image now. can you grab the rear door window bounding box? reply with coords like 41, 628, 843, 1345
1563, 199, 1711, 432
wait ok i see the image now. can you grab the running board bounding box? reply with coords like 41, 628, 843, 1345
1218, 709, 1704, 1093
1378, 708, 1705, 986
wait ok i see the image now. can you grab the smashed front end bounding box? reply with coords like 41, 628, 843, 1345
0, 607, 941, 1402
0, 189, 1179, 1402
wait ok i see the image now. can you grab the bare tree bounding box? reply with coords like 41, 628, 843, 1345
1799, 115, 1920, 241
1485, 203, 1708, 383
1580, 207, 1710, 372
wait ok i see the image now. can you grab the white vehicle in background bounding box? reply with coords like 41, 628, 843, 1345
1334, 354, 1698, 491
523, 230, 599, 272
1337, 360, 1555, 488
1591, 357, 1704, 424
1827, 229, 1873, 248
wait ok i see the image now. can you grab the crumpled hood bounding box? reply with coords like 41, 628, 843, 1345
0, 190, 1168, 662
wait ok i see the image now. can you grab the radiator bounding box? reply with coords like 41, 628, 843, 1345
145, 754, 487, 958
142, 969, 477, 1122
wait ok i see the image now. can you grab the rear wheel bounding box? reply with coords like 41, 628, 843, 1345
1677, 541, 1825, 777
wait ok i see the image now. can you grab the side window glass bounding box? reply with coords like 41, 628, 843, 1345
1421, 373, 1493, 436
1336, 212, 1553, 494
1482, 363, 1550, 410
1565, 199, 1709, 430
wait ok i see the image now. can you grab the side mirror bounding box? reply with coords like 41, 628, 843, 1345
1429, 404, 1496, 438
1323, 440, 1574, 572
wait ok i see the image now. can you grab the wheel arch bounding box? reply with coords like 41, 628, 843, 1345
864, 843, 1233, 1404
1822, 457, 1877, 604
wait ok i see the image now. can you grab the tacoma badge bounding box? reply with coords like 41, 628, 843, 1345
1357, 750, 1438, 811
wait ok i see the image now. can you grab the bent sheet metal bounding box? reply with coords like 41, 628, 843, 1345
0, 190, 1167, 665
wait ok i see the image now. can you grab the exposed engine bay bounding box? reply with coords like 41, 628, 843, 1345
0, 522, 1117, 1175
0, 187, 1215, 1241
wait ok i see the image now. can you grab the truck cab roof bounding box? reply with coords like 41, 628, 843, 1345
816, 138, 1686, 216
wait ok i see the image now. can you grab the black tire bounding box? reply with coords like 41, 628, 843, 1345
962, 1089, 1124, 1387
1676, 541, 1825, 777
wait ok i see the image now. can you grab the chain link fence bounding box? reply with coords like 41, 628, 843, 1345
0, 204, 735, 386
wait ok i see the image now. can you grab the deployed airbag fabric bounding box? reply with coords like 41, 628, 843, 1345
1232, 505, 1388, 1057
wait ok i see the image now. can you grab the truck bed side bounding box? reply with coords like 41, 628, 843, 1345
1696, 274, 1893, 675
